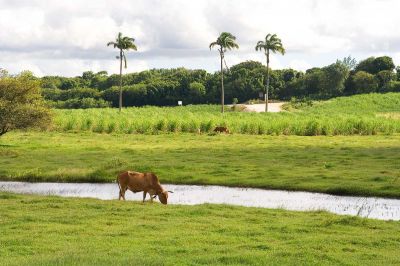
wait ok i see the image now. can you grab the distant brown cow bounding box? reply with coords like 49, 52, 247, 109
117, 171, 173, 204
214, 126, 230, 134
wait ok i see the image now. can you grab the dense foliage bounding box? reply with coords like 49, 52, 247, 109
0, 71, 51, 136
36, 56, 400, 108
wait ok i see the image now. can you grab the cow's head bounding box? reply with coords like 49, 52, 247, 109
157, 190, 173, 205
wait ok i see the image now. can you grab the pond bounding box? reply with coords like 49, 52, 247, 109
1, 181, 399, 221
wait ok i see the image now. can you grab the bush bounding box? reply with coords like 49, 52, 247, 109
382, 81, 400, 93
0, 74, 52, 136
284, 97, 313, 110
49, 98, 112, 109
351, 71, 379, 94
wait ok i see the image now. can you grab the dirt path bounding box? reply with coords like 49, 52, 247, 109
244, 102, 285, 113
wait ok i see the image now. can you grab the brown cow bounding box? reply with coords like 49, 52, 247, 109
214, 126, 230, 134
117, 171, 173, 204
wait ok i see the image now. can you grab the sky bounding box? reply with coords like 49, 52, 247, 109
0, 0, 399, 77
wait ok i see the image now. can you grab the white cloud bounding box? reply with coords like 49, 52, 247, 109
289, 60, 312, 71
0, 0, 399, 76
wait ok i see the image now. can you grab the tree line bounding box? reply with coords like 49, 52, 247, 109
106, 31, 284, 113
37, 55, 399, 109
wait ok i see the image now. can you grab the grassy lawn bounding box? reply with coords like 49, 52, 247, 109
1, 132, 400, 198
0, 192, 399, 265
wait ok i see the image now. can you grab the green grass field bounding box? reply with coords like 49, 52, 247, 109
51, 93, 400, 135
2, 93, 400, 265
1, 192, 399, 266
1, 132, 399, 198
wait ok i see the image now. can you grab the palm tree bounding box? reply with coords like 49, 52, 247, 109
255, 34, 285, 112
210, 32, 239, 113
107, 32, 137, 112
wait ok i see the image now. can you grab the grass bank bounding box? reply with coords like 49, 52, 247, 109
1, 192, 399, 265
1, 132, 399, 198
51, 93, 400, 135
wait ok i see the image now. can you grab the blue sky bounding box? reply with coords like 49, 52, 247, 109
0, 0, 399, 76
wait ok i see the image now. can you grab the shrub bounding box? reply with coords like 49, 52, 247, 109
0, 73, 51, 136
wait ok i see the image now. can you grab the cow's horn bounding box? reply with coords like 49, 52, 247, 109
167, 191, 174, 193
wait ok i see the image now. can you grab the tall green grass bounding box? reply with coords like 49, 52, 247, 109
52, 93, 400, 136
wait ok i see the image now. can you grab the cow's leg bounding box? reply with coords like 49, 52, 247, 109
117, 181, 122, 200
120, 189, 124, 201
119, 185, 127, 201
118, 185, 124, 200
122, 188, 127, 200
142, 191, 147, 203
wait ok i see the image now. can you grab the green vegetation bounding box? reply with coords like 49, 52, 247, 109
50, 93, 400, 135
0, 71, 51, 136
35, 55, 399, 109
1, 132, 399, 198
1, 192, 399, 265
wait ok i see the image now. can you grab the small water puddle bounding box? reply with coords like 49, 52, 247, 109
1, 181, 399, 221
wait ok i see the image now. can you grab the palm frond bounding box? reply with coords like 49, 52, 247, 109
209, 41, 219, 50
256, 33, 285, 56
123, 53, 127, 68
255, 40, 266, 51
211, 32, 239, 51
107, 32, 138, 62
107, 41, 116, 47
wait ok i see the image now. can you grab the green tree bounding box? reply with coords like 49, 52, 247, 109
255, 34, 285, 112
91, 71, 109, 90
373, 56, 395, 73
60, 78, 79, 90
351, 71, 379, 94
188, 81, 206, 101
320, 62, 349, 98
355, 57, 377, 74
282, 69, 300, 82
81, 71, 95, 87
0, 73, 51, 136
41, 76, 62, 89
107, 32, 137, 112
209, 32, 239, 113
355, 56, 395, 74
376, 70, 395, 90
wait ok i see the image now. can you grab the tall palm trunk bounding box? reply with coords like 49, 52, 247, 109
220, 50, 224, 113
265, 51, 270, 112
119, 49, 123, 112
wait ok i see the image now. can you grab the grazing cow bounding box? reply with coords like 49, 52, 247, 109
214, 126, 230, 134
117, 171, 173, 204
